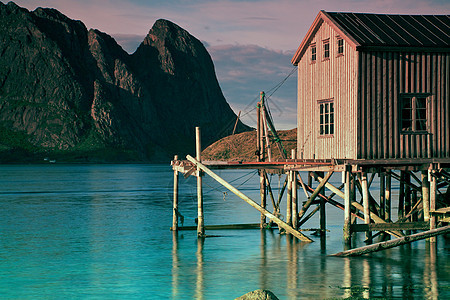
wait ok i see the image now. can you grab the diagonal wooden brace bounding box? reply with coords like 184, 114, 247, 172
312, 173, 404, 238
186, 155, 313, 242
298, 171, 334, 220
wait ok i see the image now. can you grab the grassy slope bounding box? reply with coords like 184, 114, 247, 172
201, 128, 297, 161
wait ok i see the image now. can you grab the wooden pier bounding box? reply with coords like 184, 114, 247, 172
171, 11, 450, 252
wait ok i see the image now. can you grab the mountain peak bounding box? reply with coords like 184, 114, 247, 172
0, 2, 250, 162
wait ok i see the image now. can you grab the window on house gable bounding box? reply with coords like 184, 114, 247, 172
401, 94, 429, 133
319, 99, 334, 136
337, 36, 344, 56
323, 39, 330, 60
311, 43, 317, 63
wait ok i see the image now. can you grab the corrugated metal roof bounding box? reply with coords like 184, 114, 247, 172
326, 12, 450, 47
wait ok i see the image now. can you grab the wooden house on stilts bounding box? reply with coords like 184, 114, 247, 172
171, 11, 450, 250
291, 11, 450, 244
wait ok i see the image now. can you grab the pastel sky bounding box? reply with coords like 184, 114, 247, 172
8, 0, 450, 129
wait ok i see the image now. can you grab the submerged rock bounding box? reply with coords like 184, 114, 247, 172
235, 289, 280, 300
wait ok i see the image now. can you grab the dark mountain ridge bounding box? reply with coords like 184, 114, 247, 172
0, 1, 250, 162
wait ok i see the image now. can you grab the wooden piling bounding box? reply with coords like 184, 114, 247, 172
172, 155, 179, 231
286, 170, 292, 227
310, 172, 403, 238
344, 169, 352, 245
186, 155, 313, 242
196, 127, 205, 237
379, 172, 386, 220
361, 171, 372, 242
430, 171, 437, 243
385, 172, 391, 222
399, 171, 405, 219
422, 171, 430, 222
260, 170, 267, 227
292, 152, 298, 228
319, 171, 326, 236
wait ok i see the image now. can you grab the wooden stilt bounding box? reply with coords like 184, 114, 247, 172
385, 172, 391, 222
172, 155, 179, 231
256, 104, 261, 161
422, 170, 430, 222
186, 155, 313, 242
405, 172, 412, 234
344, 168, 352, 245
429, 170, 437, 243
291, 150, 298, 228
380, 172, 386, 220
196, 127, 205, 237
319, 171, 326, 236
260, 169, 267, 228
399, 171, 405, 219
361, 171, 372, 243
350, 174, 357, 228
310, 172, 403, 238
286, 169, 293, 227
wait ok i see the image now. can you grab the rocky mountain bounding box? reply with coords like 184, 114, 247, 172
0, 1, 250, 162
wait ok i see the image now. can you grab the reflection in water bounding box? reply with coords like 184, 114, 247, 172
343, 258, 352, 299
425, 241, 439, 299
196, 237, 205, 300
362, 258, 371, 299
171, 232, 179, 300
286, 235, 299, 299
260, 230, 267, 289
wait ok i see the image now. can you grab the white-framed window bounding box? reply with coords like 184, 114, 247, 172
323, 39, 330, 60
310, 43, 317, 63
318, 99, 334, 136
401, 94, 429, 133
337, 36, 344, 56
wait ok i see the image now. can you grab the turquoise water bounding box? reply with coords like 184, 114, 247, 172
0, 164, 448, 299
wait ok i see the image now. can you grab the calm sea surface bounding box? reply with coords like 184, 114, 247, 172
0, 164, 448, 299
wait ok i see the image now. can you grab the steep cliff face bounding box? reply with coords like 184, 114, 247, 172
0, 2, 249, 162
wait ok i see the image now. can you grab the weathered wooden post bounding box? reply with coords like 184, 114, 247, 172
379, 171, 386, 220
398, 171, 405, 219
291, 149, 298, 228
257, 94, 266, 228
429, 170, 436, 243
286, 169, 292, 227
422, 170, 430, 222
260, 169, 267, 228
385, 172, 391, 222
319, 171, 326, 237
256, 103, 261, 161
361, 171, 372, 243
343, 167, 352, 245
172, 155, 179, 231
196, 127, 205, 237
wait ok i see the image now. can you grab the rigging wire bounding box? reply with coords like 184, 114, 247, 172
238, 66, 297, 122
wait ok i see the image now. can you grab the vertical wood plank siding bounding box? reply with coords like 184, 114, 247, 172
357, 51, 449, 159
297, 21, 358, 159
297, 21, 449, 160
